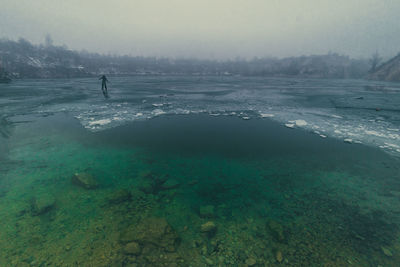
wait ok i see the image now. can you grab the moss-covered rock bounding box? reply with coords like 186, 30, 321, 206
124, 242, 141, 255
71, 172, 98, 189
199, 205, 215, 218
267, 220, 286, 243
108, 189, 131, 204
31, 194, 56, 216
200, 221, 217, 234
120, 217, 180, 252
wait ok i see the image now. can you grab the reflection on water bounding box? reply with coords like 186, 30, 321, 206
0, 113, 399, 266
0, 116, 13, 139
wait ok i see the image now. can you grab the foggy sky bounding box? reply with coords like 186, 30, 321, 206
1, 0, 399, 59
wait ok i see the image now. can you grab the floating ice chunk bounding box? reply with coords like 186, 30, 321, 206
334, 130, 343, 134
319, 134, 327, 138
344, 138, 353, 144
179, 109, 191, 114
295, 120, 307, 127
209, 113, 220, 116
384, 143, 400, 149
331, 115, 343, 119
152, 109, 166, 116
142, 100, 147, 103
135, 112, 143, 116
365, 130, 385, 137
242, 117, 250, 120
260, 113, 275, 118
88, 119, 111, 126
152, 103, 164, 107
285, 123, 295, 129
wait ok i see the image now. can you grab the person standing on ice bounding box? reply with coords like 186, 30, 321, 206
99, 75, 109, 97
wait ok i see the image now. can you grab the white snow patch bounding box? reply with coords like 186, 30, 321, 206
260, 113, 275, 118
285, 123, 295, 129
331, 115, 343, 119
88, 119, 111, 126
152, 109, 166, 116
294, 120, 307, 127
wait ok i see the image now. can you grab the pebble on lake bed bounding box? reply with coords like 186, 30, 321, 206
200, 221, 217, 233
245, 257, 257, 266
381, 246, 393, 257
161, 179, 181, 190
124, 242, 141, 255
199, 205, 215, 218
276, 250, 283, 263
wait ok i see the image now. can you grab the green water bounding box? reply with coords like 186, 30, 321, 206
0, 113, 399, 266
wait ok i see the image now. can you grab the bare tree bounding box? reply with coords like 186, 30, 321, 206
45, 34, 54, 47
369, 50, 382, 72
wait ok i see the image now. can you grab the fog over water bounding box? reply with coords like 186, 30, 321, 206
1, 0, 400, 59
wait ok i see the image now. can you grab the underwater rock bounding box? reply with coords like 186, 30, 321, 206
120, 217, 180, 252
204, 258, 214, 265
138, 180, 155, 194
200, 221, 217, 233
71, 172, 98, 189
245, 257, 257, 266
381, 246, 393, 257
108, 189, 131, 204
267, 220, 286, 243
31, 194, 56, 216
199, 205, 215, 218
124, 242, 141, 255
188, 179, 199, 185
161, 179, 180, 190
276, 250, 283, 263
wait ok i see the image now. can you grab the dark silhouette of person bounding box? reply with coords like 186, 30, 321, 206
99, 75, 109, 97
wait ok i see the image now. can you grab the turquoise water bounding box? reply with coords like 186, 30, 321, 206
0, 77, 400, 266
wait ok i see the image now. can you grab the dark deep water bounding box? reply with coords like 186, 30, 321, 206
0, 76, 400, 266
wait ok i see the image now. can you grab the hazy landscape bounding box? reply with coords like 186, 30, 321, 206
1, 1, 400, 267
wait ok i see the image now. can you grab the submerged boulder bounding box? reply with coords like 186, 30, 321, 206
31, 194, 56, 216
267, 220, 286, 243
161, 179, 181, 190
108, 189, 131, 204
120, 217, 180, 252
199, 205, 215, 218
138, 180, 155, 194
71, 172, 98, 189
124, 241, 141, 255
200, 221, 217, 234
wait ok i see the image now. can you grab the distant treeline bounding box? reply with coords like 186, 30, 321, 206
0, 38, 371, 79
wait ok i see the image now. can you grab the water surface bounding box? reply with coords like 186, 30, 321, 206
0, 76, 399, 266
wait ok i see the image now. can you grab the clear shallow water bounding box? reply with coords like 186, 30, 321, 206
0, 77, 400, 266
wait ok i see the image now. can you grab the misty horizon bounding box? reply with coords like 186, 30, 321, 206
0, 35, 382, 61
1, 1, 400, 60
